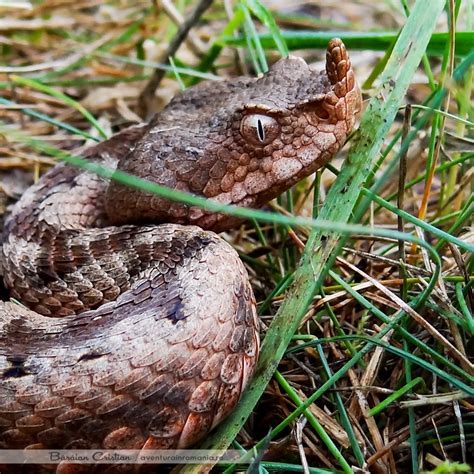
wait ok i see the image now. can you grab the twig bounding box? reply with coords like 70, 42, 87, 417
138, 0, 214, 118
161, 0, 207, 56
295, 416, 310, 474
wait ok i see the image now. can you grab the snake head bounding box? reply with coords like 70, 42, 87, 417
106, 39, 361, 231
209, 38, 361, 205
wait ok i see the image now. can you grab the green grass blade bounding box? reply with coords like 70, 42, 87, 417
366, 377, 424, 417
5, 130, 459, 255
257, 462, 336, 474
241, 3, 267, 74
456, 282, 474, 334
0, 97, 99, 141
316, 344, 365, 467
242, 0, 288, 56
222, 31, 474, 57
10, 75, 108, 139
274, 371, 352, 474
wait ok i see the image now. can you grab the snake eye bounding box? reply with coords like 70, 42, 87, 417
240, 114, 280, 146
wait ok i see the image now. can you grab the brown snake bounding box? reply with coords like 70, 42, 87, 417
0, 39, 361, 456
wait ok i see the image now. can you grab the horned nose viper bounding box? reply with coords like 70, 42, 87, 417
0, 39, 361, 455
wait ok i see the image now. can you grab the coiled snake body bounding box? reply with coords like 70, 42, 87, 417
0, 40, 360, 454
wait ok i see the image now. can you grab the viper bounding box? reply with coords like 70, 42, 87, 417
0, 39, 361, 455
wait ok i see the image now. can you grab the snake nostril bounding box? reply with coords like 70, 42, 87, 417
312, 102, 330, 120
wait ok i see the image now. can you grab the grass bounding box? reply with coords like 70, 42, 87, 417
0, 0, 472, 473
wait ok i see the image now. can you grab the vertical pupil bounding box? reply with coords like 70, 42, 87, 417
257, 119, 265, 142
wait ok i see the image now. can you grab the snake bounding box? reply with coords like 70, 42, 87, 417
0, 39, 361, 457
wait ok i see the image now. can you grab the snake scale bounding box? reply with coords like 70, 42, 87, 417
0, 39, 361, 459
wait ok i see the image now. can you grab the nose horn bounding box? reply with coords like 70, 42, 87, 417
323, 38, 361, 125
326, 38, 351, 87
